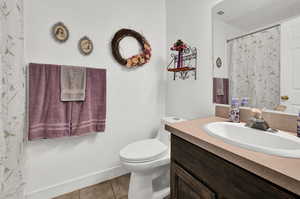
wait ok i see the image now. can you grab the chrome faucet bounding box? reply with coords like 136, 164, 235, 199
245, 109, 277, 133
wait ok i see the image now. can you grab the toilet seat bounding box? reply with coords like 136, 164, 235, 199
120, 139, 168, 163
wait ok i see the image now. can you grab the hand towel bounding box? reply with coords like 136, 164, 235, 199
28, 63, 71, 140
61, 66, 86, 101
71, 68, 106, 136
213, 78, 229, 105
216, 78, 224, 96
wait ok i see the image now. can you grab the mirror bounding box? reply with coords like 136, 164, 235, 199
212, 0, 300, 113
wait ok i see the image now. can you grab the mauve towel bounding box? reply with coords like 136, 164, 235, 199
71, 68, 106, 136
216, 78, 224, 96
28, 63, 106, 140
28, 63, 71, 140
213, 78, 229, 105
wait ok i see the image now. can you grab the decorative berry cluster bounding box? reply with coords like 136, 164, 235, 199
170, 39, 187, 51
126, 43, 152, 67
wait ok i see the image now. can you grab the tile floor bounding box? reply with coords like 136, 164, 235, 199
53, 174, 130, 199
53, 174, 170, 199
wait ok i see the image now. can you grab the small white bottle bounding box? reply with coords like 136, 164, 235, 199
229, 98, 240, 123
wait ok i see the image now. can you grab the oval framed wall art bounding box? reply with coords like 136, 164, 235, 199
78, 36, 93, 56
216, 57, 222, 68
52, 22, 69, 43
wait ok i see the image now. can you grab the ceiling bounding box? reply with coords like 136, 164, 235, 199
213, 0, 300, 31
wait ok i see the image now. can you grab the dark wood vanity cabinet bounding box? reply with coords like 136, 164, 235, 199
171, 162, 216, 199
171, 135, 300, 199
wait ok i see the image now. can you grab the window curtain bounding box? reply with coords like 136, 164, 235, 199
228, 26, 280, 109
0, 0, 25, 198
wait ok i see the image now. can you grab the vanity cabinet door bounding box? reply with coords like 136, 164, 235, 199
171, 162, 216, 199
171, 135, 299, 199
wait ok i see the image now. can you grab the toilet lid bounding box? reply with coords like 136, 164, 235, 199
120, 139, 168, 163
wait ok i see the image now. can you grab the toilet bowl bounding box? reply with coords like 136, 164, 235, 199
120, 117, 186, 199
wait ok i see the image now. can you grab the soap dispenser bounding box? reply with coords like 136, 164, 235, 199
229, 98, 240, 123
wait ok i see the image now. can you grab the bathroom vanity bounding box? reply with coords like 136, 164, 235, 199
166, 117, 300, 199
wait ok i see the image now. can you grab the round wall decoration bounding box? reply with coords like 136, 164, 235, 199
78, 36, 93, 56
111, 29, 151, 68
52, 22, 69, 43
216, 57, 222, 68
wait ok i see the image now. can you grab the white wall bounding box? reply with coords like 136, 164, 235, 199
213, 18, 245, 78
24, 0, 166, 198
166, 0, 217, 119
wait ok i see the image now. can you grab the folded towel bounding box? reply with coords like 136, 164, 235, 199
61, 66, 86, 101
216, 78, 224, 96
213, 78, 229, 105
28, 63, 71, 140
71, 68, 106, 135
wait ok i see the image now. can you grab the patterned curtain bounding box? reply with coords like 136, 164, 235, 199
0, 0, 25, 198
228, 26, 280, 109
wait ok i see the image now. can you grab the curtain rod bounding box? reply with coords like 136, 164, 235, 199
226, 24, 280, 43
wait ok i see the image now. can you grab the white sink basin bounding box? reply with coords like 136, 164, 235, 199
203, 122, 300, 158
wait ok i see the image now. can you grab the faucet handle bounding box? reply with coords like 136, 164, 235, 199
251, 108, 263, 119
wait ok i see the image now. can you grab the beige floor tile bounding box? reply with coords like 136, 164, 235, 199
52, 191, 79, 199
80, 181, 115, 199
111, 174, 130, 199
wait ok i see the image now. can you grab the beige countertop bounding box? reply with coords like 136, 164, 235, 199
165, 117, 300, 195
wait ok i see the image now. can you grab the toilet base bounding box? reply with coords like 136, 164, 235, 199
153, 187, 170, 199
128, 165, 170, 199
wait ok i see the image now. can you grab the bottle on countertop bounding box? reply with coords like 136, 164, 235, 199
241, 97, 249, 107
229, 98, 240, 123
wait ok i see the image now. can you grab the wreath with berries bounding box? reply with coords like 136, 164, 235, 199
111, 29, 152, 68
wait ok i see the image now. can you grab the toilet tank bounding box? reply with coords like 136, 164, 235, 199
156, 117, 186, 146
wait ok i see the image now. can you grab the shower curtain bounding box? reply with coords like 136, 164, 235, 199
228, 26, 280, 109
0, 0, 25, 198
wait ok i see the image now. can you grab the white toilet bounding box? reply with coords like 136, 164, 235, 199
120, 117, 186, 199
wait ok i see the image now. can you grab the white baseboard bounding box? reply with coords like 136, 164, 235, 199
25, 165, 129, 199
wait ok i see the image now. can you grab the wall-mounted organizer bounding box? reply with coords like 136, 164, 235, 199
167, 40, 198, 80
